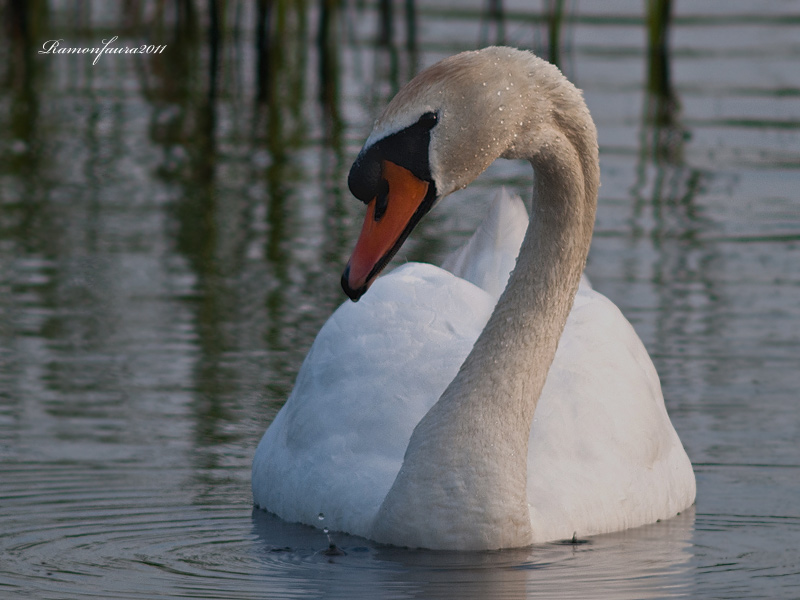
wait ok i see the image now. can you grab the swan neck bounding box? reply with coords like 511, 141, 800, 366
454, 120, 599, 445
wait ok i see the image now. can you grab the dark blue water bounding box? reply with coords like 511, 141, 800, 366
1, 2, 799, 598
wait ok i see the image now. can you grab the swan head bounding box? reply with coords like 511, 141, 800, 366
342, 47, 577, 300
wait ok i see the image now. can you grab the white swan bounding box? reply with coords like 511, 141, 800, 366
252, 47, 696, 551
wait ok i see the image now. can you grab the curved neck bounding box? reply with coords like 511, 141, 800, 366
372, 73, 599, 550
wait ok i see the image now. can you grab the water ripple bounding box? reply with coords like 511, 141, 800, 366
0, 459, 704, 599
5, 457, 800, 599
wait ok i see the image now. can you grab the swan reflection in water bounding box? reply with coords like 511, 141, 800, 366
250, 507, 696, 600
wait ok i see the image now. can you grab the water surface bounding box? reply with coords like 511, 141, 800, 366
1, 2, 799, 598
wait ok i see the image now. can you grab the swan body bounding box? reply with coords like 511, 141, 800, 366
252, 47, 695, 550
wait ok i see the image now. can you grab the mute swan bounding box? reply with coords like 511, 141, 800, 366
252, 47, 696, 551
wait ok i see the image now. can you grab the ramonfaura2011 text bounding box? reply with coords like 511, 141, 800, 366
39, 37, 166, 66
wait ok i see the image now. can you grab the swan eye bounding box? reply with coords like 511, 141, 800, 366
373, 178, 390, 221
417, 111, 438, 128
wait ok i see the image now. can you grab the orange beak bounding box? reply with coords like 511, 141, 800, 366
342, 160, 431, 301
